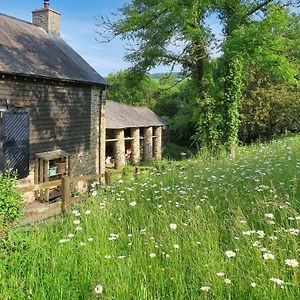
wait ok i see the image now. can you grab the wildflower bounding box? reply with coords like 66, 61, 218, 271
257, 230, 265, 238
285, 259, 299, 268
94, 284, 103, 295
252, 241, 261, 247
80, 242, 86, 246
216, 272, 225, 277
225, 250, 236, 258
173, 244, 180, 249
59, 239, 69, 244
85, 210, 91, 215
265, 213, 274, 219
73, 220, 80, 225
72, 210, 79, 215
251, 282, 257, 288
88, 238, 94, 242
166, 254, 170, 258
129, 201, 137, 207
169, 223, 177, 230
224, 278, 231, 284
270, 277, 285, 286
67, 234, 75, 238
118, 255, 126, 259
76, 226, 83, 231
243, 230, 254, 236
200, 286, 210, 292
91, 190, 97, 197
263, 253, 275, 260
149, 253, 156, 258
104, 255, 112, 259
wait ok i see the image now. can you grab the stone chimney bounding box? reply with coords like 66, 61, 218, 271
32, 1, 61, 36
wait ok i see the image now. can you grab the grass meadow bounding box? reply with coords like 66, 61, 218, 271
1, 135, 300, 299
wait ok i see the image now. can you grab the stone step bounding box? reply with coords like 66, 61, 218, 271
18, 201, 62, 228
24, 201, 62, 217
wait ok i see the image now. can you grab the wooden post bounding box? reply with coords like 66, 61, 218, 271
153, 126, 162, 160
34, 158, 39, 200
114, 129, 126, 169
105, 170, 112, 185
61, 176, 70, 213
99, 97, 106, 182
131, 128, 140, 165
143, 126, 153, 162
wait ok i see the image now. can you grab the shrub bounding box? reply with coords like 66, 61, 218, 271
0, 169, 22, 229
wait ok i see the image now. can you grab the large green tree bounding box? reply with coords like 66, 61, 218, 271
96, 0, 299, 153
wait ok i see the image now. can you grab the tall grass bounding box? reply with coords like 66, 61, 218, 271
1, 135, 300, 299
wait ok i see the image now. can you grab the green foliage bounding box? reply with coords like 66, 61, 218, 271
100, 2, 300, 153
163, 142, 192, 160
240, 83, 300, 142
223, 57, 243, 151
106, 70, 159, 108
0, 169, 22, 229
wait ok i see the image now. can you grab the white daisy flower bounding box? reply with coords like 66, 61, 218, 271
265, 213, 274, 219
59, 239, 70, 244
200, 286, 210, 292
270, 277, 284, 286
225, 250, 236, 258
73, 220, 80, 225
169, 223, 177, 230
285, 259, 299, 268
263, 253, 275, 260
94, 284, 103, 294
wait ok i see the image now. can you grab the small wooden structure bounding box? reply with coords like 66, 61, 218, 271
103, 101, 168, 169
35, 150, 70, 202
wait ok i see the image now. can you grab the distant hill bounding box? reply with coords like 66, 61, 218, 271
150, 72, 181, 80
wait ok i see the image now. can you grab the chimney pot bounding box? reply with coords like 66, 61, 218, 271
44, 1, 49, 9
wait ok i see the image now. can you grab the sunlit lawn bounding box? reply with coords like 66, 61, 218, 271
1, 135, 300, 299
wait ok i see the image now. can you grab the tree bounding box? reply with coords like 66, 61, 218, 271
96, 0, 299, 153
106, 71, 159, 108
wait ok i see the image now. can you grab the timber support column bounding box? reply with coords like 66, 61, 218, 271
143, 126, 153, 162
114, 129, 126, 169
99, 90, 106, 182
154, 126, 162, 160
131, 128, 140, 165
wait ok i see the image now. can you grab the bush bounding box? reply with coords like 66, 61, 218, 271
0, 169, 22, 229
163, 143, 193, 160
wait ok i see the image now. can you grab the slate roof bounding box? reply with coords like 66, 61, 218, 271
105, 100, 168, 129
0, 13, 107, 85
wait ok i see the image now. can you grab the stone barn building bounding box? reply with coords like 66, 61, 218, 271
103, 101, 168, 169
0, 1, 107, 203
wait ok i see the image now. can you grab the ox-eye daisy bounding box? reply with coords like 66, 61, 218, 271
285, 259, 299, 267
